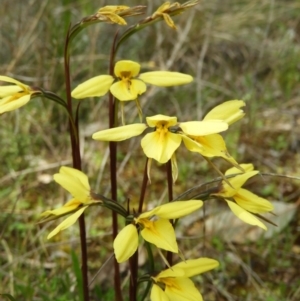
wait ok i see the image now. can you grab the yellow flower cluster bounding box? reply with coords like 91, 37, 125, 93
41, 166, 219, 301
92, 100, 245, 181
1, 2, 276, 300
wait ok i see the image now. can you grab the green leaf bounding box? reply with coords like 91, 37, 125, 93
0, 294, 16, 301
71, 250, 83, 301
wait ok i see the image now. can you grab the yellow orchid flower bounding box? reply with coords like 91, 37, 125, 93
41, 166, 98, 239
113, 200, 203, 263
96, 5, 130, 25
141, 115, 182, 163
71, 60, 193, 101
212, 163, 274, 230
142, 116, 228, 163
152, 2, 180, 29
93, 114, 228, 163
182, 100, 245, 165
93, 114, 228, 181
150, 258, 219, 301
152, 1, 199, 30
95, 5, 146, 25
0, 76, 41, 114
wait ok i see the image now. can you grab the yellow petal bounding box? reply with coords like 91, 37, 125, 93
227, 170, 258, 189
193, 134, 229, 157
203, 100, 245, 125
140, 219, 178, 252
139, 71, 193, 86
154, 267, 185, 280
113, 224, 138, 263
164, 278, 203, 301
141, 131, 182, 163
226, 200, 267, 230
180, 120, 228, 136
225, 163, 254, 175
98, 5, 130, 13
59, 166, 90, 190
155, 2, 171, 14
114, 60, 140, 78
53, 173, 90, 203
130, 79, 147, 98
146, 114, 177, 127
92, 123, 147, 141
235, 188, 274, 213
0, 75, 28, 90
162, 13, 176, 29
183, 134, 239, 165
110, 81, 133, 100
172, 258, 219, 277
150, 284, 169, 301
100, 13, 127, 25
47, 207, 87, 239
71, 75, 114, 99
0, 85, 23, 97
41, 199, 82, 217
217, 170, 259, 197
181, 135, 204, 152
0, 94, 31, 114
110, 79, 146, 101
143, 200, 203, 219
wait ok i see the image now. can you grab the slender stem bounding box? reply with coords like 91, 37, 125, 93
138, 158, 149, 213
109, 32, 123, 301
109, 139, 122, 301
166, 160, 173, 266
64, 25, 89, 301
166, 160, 173, 202
129, 252, 138, 301
128, 158, 149, 301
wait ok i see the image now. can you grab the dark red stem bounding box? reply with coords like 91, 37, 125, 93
64, 26, 89, 301
109, 31, 123, 301
166, 160, 173, 266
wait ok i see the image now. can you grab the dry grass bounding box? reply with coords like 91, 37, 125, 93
1, 0, 300, 300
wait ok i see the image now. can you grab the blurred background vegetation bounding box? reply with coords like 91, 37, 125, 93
1, 0, 300, 300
